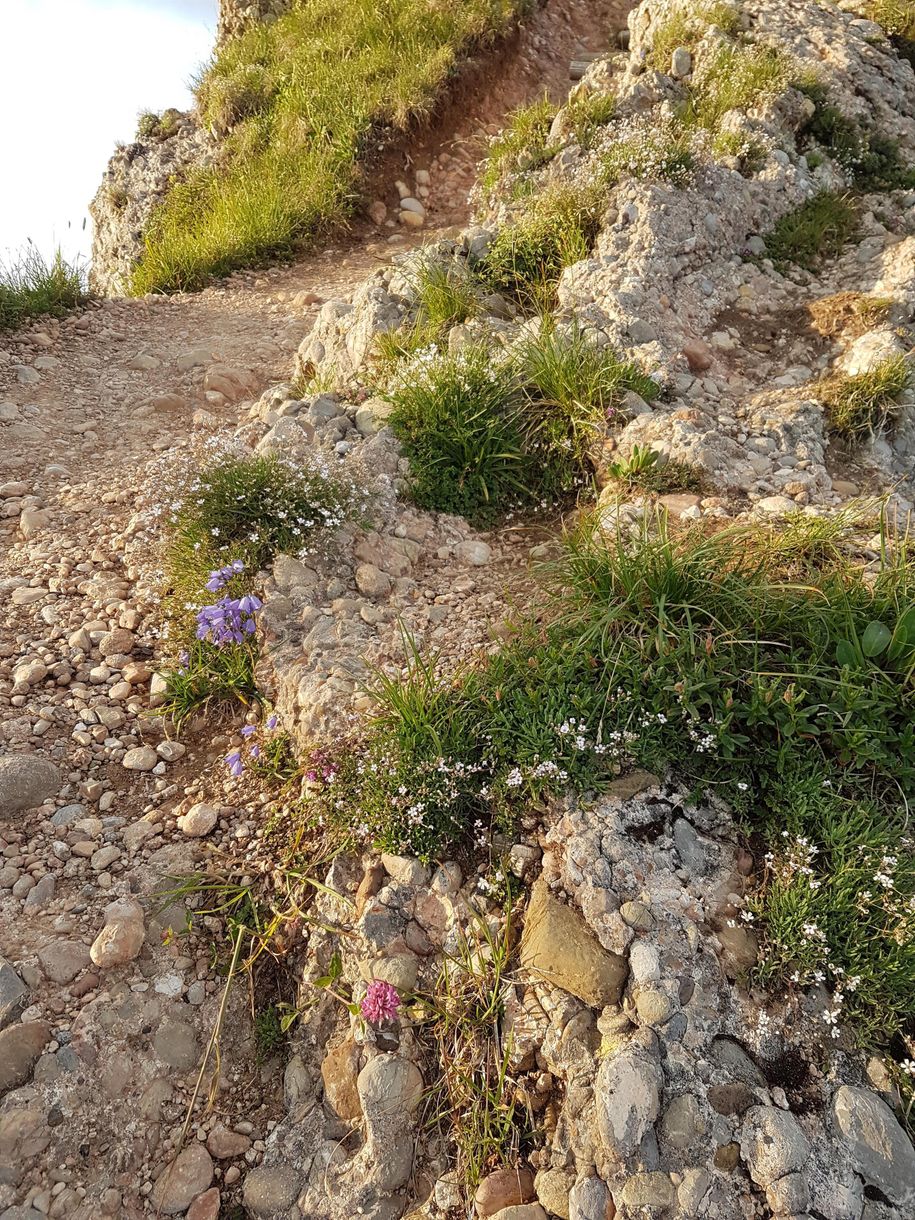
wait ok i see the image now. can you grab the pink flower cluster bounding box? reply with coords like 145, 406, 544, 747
360, 980, 401, 1025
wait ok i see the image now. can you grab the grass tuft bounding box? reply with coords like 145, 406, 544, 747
764, 192, 859, 271
0, 245, 87, 332
480, 96, 557, 196
870, 0, 915, 41
475, 181, 607, 312
648, 2, 740, 68
818, 354, 911, 440
132, 0, 527, 292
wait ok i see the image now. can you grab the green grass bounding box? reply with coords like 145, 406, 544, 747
562, 90, 617, 149
160, 639, 259, 726
870, 0, 915, 40
410, 257, 481, 332
480, 96, 557, 196
386, 329, 657, 523
514, 323, 659, 498
164, 450, 365, 611
299, 513, 915, 1040
648, 2, 740, 68
0, 244, 87, 332
754, 769, 915, 1044
818, 354, 911, 440
764, 192, 859, 270
685, 43, 793, 131
386, 346, 528, 525
475, 180, 607, 312
131, 0, 527, 293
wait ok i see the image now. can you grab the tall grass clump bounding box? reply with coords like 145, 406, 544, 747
0, 244, 87, 331
514, 324, 660, 498
386, 346, 527, 524
480, 96, 557, 196
475, 181, 607, 311
685, 43, 792, 131
131, 0, 526, 292
648, 2, 740, 67
818, 354, 911, 440
870, 0, 915, 41
386, 329, 657, 521
764, 193, 859, 270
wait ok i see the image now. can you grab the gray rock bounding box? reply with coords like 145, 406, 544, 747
832, 1085, 915, 1205
37, 940, 90, 984
0, 958, 27, 1030
150, 1144, 213, 1214
49, 803, 84, 827
740, 1106, 809, 1187
766, 1172, 810, 1215
670, 46, 692, 78
242, 1166, 303, 1216
596, 1047, 662, 1160
568, 1176, 613, 1220
0, 755, 61, 815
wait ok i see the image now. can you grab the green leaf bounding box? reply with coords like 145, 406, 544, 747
836, 639, 859, 667
861, 621, 892, 658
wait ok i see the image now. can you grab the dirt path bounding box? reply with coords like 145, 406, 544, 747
0, 4, 631, 1217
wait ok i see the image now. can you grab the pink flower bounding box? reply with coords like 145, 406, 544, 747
360, 980, 401, 1025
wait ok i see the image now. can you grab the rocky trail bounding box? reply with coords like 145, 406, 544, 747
4, 0, 915, 1219
0, 4, 628, 1219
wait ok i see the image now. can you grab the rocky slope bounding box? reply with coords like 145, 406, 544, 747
3, 0, 915, 1218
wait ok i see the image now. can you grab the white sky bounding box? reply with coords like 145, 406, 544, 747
2, 0, 216, 265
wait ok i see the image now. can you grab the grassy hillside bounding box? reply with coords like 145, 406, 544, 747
131, 0, 528, 294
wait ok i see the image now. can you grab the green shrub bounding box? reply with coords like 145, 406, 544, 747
132, 0, 526, 292
764, 192, 859, 270
818, 354, 911, 440
0, 245, 87, 332
648, 2, 740, 68
480, 96, 557, 196
475, 181, 607, 311
386, 346, 528, 524
164, 450, 366, 609
136, 110, 160, 139
412, 258, 481, 332
600, 124, 695, 188
754, 769, 915, 1044
686, 43, 792, 131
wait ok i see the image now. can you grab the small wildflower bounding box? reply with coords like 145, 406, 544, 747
361, 980, 401, 1025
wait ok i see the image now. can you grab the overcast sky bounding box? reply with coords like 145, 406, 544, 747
2, 0, 216, 265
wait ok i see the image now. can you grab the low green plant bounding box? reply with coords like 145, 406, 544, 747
600, 124, 695, 188
132, 0, 526, 292
754, 769, 915, 1044
164, 450, 365, 610
648, 2, 740, 68
606, 445, 704, 494
160, 639, 259, 726
475, 181, 607, 311
818, 354, 911, 440
253, 1004, 286, 1061
386, 346, 527, 525
764, 192, 859, 270
480, 96, 557, 195
0, 244, 87, 332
